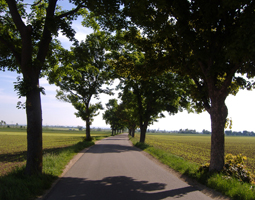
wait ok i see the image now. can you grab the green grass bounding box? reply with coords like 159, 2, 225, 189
0, 128, 111, 200
130, 135, 255, 200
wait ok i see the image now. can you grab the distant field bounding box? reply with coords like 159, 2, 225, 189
0, 128, 111, 176
135, 133, 255, 173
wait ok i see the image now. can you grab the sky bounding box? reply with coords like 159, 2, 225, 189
1, 1, 255, 132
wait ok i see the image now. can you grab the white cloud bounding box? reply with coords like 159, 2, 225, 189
56, 18, 93, 50
73, 19, 93, 42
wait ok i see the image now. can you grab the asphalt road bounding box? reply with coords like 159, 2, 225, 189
43, 133, 215, 200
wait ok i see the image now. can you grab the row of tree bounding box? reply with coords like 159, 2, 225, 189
1, 0, 255, 175
98, 0, 255, 173
225, 130, 255, 136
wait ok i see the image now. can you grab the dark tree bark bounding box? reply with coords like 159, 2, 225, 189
139, 122, 148, 143
85, 104, 91, 140
25, 77, 43, 175
85, 118, 91, 140
209, 97, 228, 172
131, 124, 136, 137
131, 129, 135, 137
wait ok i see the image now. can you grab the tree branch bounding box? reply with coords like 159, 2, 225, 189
185, 63, 211, 112
6, 0, 26, 37
56, 4, 84, 19
23, 0, 43, 7
36, 0, 57, 65
221, 64, 240, 97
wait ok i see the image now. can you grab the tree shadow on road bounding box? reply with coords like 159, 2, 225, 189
87, 143, 143, 154
45, 176, 199, 200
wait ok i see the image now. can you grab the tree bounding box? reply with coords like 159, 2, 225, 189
118, 0, 255, 171
118, 72, 191, 143
0, 0, 122, 175
118, 91, 139, 137
103, 99, 125, 135
0, 120, 6, 127
109, 34, 192, 143
50, 31, 112, 140
0, 0, 88, 175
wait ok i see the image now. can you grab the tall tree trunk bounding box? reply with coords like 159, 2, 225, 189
209, 97, 228, 172
128, 129, 131, 135
25, 77, 43, 175
131, 124, 136, 137
85, 118, 91, 141
85, 104, 91, 141
139, 122, 148, 143
131, 129, 135, 137
20, 25, 43, 175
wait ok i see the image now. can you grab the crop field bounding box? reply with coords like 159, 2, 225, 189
0, 128, 111, 176
136, 133, 255, 173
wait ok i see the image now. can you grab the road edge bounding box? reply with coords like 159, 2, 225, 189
127, 137, 232, 200
36, 138, 105, 200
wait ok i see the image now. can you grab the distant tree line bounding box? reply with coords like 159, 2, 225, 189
225, 130, 255, 136
178, 129, 197, 134
147, 129, 255, 136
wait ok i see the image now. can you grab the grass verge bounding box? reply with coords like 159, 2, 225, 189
0, 136, 105, 200
130, 136, 255, 200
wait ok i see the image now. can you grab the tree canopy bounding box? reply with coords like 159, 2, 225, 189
49, 31, 113, 140
103, 99, 125, 135
109, 37, 192, 142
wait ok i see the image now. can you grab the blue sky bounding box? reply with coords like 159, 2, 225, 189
1, 1, 255, 132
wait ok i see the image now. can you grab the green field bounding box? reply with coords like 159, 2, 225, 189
135, 133, 255, 174
0, 128, 111, 176
1, 129, 255, 176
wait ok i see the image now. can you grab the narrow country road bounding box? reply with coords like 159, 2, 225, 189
43, 133, 215, 200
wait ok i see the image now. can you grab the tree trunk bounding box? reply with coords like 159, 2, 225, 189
85, 118, 91, 140
128, 129, 131, 135
209, 98, 228, 172
85, 104, 91, 141
131, 128, 135, 137
25, 77, 43, 175
139, 122, 148, 143
131, 124, 136, 137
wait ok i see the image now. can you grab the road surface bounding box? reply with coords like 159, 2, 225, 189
43, 133, 218, 200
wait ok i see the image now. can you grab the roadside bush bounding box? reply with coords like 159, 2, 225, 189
223, 154, 254, 184
199, 154, 255, 184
